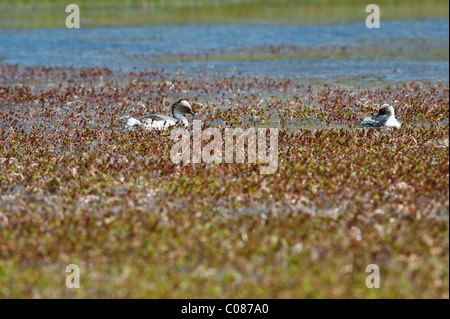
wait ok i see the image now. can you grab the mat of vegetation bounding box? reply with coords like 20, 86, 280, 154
0, 65, 448, 298
1, 0, 449, 28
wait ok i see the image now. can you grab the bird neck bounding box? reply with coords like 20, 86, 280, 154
173, 110, 188, 126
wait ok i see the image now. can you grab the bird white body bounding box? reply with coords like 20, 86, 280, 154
384, 116, 401, 128
143, 117, 178, 130
126, 117, 144, 129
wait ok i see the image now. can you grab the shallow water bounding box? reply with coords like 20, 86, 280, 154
0, 19, 448, 81
154, 60, 448, 82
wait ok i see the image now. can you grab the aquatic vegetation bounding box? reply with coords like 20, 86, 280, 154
0, 65, 448, 298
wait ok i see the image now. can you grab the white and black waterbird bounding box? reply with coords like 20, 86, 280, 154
358, 104, 401, 128
126, 99, 195, 130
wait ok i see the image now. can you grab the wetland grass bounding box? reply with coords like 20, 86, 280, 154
0, 65, 448, 298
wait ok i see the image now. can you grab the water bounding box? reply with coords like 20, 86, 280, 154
0, 19, 448, 81
154, 60, 447, 82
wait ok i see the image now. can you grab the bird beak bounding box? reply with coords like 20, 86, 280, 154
188, 110, 196, 116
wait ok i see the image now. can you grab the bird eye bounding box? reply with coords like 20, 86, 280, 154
185, 107, 188, 111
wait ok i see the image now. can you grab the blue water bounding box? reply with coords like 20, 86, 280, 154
0, 19, 448, 81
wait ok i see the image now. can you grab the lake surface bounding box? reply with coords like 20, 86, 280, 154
0, 19, 448, 81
